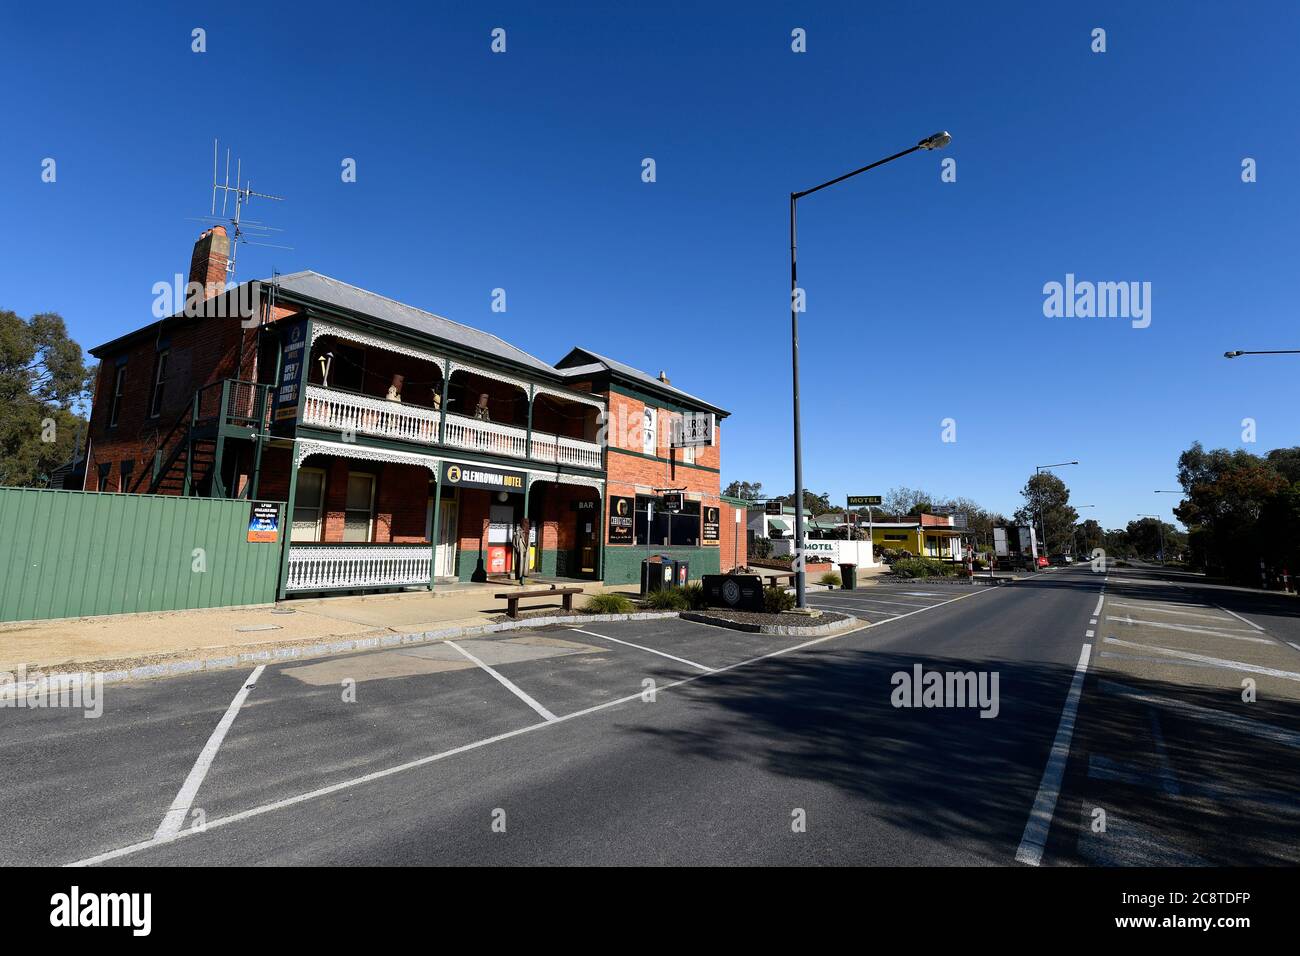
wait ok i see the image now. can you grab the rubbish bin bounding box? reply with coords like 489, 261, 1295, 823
640, 555, 675, 595
839, 562, 857, 590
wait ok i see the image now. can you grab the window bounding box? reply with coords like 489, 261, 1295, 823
633, 495, 701, 546
108, 364, 127, 427
97, 462, 111, 492
149, 349, 169, 418
343, 473, 375, 542
292, 468, 326, 542
120, 460, 134, 492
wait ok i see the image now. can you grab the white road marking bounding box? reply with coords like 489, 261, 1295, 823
1289, 642, 1300, 654
1087, 754, 1178, 795
570, 628, 715, 672
819, 595, 936, 609
1092, 595, 1104, 616
1085, 629, 1094, 638
1102, 637, 1300, 680
1109, 601, 1233, 622
1099, 679, 1300, 748
446, 640, 558, 722
1214, 604, 1265, 632
808, 602, 896, 617
154, 666, 265, 841
67, 583, 1002, 867
1105, 615, 1270, 642
1089, 618, 1097, 625
1016, 642, 1092, 867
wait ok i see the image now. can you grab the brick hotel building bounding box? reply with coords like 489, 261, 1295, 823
83, 228, 746, 596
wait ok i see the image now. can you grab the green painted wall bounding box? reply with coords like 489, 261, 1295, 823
603, 545, 720, 586
0, 487, 285, 623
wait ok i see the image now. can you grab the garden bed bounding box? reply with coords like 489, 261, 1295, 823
681, 609, 853, 636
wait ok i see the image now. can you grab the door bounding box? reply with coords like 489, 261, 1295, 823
426, 498, 459, 578
576, 513, 597, 576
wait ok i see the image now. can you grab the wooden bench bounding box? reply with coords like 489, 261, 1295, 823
495, 586, 585, 619
760, 571, 796, 587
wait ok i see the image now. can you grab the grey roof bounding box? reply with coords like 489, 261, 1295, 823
272, 271, 557, 376
556, 347, 729, 416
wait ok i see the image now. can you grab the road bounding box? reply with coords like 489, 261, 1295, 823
2, 564, 1297, 866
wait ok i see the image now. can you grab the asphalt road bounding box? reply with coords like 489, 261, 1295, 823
3, 564, 1296, 866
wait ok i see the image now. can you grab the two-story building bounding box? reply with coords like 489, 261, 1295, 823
84, 228, 746, 597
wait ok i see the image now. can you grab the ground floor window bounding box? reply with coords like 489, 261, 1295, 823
634, 495, 701, 546
343, 472, 375, 542
292, 468, 326, 542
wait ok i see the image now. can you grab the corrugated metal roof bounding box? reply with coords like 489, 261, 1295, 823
555, 347, 728, 415
273, 271, 557, 376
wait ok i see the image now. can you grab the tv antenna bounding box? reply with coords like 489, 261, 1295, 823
186, 138, 291, 285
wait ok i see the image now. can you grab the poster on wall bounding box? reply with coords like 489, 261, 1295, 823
247, 501, 281, 543
702, 505, 720, 544
608, 495, 634, 544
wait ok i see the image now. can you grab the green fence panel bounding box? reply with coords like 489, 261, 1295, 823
0, 487, 286, 622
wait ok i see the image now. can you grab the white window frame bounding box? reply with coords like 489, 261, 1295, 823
292, 467, 327, 542
109, 364, 127, 427
149, 348, 169, 418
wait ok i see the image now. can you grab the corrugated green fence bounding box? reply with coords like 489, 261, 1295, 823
0, 487, 285, 622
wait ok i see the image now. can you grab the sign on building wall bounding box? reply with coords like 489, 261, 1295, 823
608, 495, 634, 544
441, 462, 526, 493
247, 501, 281, 543
272, 318, 308, 429
670, 411, 715, 448
702, 505, 720, 544
764, 500, 784, 515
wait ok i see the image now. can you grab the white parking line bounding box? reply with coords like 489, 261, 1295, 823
1215, 605, 1265, 632
447, 640, 558, 722
1099, 679, 1300, 748
68, 583, 1002, 867
1109, 601, 1233, 622
814, 595, 936, 610
1102, 637, 1300, 681
154, 666, 264, 841
808, 602, 895, 618
1016, 642, 1093, 867
1105, 615, 1271, 643
570, 628, 715, 672
1092, 594, 1104, 616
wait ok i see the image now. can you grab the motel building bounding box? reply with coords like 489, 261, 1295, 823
82, 227, 746, 597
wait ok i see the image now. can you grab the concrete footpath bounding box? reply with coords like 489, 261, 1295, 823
0, 581, 636, 679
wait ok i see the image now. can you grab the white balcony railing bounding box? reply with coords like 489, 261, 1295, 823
301, 385, 603, 469
286, 545, 432, 592
302, 385, 439, 443
443, 411, 529, 459
529, 432, 603, 469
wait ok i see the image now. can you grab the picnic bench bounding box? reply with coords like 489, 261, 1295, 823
495, 586, 585, 619
760, 571, 796, 587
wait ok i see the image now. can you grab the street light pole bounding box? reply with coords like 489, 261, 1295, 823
1034, 460, 1078, 558
788, 131, 951, 608
1224, 350, 1300, 358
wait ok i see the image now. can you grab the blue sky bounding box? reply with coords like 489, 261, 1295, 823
3, 1, 1297, 529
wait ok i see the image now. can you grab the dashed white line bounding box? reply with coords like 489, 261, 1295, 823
446, 640, 558, 722
1105, 615, 1270, 642
1214, 604, 1265, 632
570, 628, 715, 672
1016, 642, 1093, 867
1092, 594, 1104, 617
154, 666, 264, 841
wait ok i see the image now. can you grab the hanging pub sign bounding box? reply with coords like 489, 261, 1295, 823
702, 505, 721, 544
271, 318, 309, 433
608, 495, 634, 544
247, 501, 281, 543
440, 461, 526, 493
662, 491, 684, 513
764, 500, 784, 515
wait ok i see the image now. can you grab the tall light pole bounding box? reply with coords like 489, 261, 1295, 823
1073, 503, 1096, 558
789, 131, 951, 607
1154, 490, 1182, 563
1225, 350, 1300, 358
1034, 460, 1078, 557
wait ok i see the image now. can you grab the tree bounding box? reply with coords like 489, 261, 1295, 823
883, 486, 934, 516
782, 489, 833, 515
722, 479, 764, 500
1075, 518, 1104, 557
0, 309, 91, 487
1125, 517, 1184, 561
1013, 472, 1078, 555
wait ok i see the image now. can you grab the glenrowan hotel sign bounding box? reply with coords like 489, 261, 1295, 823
440, 462, 525, 492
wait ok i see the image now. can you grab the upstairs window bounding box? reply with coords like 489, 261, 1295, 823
149, 349, 169, 418
108, 364, 127, 427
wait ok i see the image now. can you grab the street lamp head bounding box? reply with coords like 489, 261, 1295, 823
918, 131, 952, 150
1224, 351, 1243, 358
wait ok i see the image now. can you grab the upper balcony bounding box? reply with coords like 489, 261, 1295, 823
297, 322, 604, 471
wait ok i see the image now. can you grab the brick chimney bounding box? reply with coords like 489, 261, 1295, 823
188, 226, 229, 302
657, 370, 671, 385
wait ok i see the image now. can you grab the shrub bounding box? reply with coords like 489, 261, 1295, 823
763, 585, 796, 613
583, 593, 635, 615
891, 557, 957, 579
681, 582, 708, 610
643, 586, 689, 611
819, 571, 842, 588
751, 536, 773, 559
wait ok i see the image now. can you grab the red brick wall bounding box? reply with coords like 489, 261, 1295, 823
719, 501, 749, 571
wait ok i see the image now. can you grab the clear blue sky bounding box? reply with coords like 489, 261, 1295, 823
3, 1, 1297, 529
